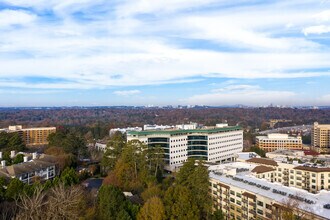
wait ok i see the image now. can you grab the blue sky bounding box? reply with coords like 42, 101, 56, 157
0, 0, 330, 107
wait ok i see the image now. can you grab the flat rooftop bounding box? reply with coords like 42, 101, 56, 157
127, 126, 242, 136
209, 162, 330, 219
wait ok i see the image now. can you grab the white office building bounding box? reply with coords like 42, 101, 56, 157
127, 125, 243, 170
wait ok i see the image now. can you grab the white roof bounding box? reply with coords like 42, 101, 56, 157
209, 162, 330, 219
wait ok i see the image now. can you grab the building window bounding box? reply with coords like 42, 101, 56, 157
257, 201, 263, 207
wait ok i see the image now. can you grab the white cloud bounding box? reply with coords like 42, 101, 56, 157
0, 10, 36, 27
303, 25, 330, 35
314, 10, 330, 21
212, 85, 260, 93
113, 90, 141, 96
185, 87, 298, 106
0, 0, 329, 92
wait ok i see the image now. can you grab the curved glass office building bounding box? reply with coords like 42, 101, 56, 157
127, 125, 243, 170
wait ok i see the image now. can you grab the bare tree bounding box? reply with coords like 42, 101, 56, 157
0, 201, 18, 220
15, 186, 48, 220
46, 184, 84, 220
15, 184, 85, 220
281, 193, 314, 220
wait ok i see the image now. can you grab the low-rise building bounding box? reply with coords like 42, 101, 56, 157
127, 124, 243, 170
209, 162, 330, 220
109, 127, 142, 136
143, 124, 173, 130
256, 133, 302, 152
235, 152, 261, 162
0, 153, 58, 184
95, 142, 107, 152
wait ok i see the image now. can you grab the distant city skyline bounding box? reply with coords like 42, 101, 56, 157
0, 1, 329, 106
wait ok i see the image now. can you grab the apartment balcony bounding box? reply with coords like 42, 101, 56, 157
303, 186, 310, 190
242, 207, 248, 211
249, 202, 256, 206
242, 199, 248, 203
249, 210, 256, 215
266, 213, 272, 219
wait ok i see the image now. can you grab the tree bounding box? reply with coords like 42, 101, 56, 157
5, 178, 24, 200
12, 154, 24, 164
164, 185, 199, 220
141, 185, 163, 202
104, 140, 149, 192
137, 197, 165, 220
186, 161, 212, 218
15, 186, 47, 220
46, 184, 84, 220
48, 130, 87, 158
176, 159, 212, 219
249, 146, 266, 157
0, 132, 9, 149
211, 209, 224, 220
116, 209, 132, 220
97, 185, 129, 220
281, 196, 312, 220
176, 158, 196, 185
0, 177, 7, 201
45, 146, 76, 171
60, 167, 79, 186
101, 131, 126, 173
8, 132, 25, 151
147, 146, 165, 181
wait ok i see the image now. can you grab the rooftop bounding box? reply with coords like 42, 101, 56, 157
251, 165, 275, 174
246, 158, 278, 166
209, 162, 330, 219
0, 154, 57, 178
127, 125, 242, 136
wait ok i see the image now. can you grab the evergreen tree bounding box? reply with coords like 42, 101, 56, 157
101, 131, 126, 172
0, 177, 7, 201
12, 154, 24, 164
97, 185, 129, 220
8, 132, 25, 151
137, 197, 165, 220
5, 178, 24, 200
60, 167, 79, 186
164, 185, 199, 220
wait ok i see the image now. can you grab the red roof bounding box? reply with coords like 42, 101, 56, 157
303, 150, 319, 156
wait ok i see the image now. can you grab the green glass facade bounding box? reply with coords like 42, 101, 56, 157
148, 137, 170, 163
187, 135, 208, 160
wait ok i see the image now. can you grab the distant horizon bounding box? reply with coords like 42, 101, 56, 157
0, 104, 329, 109
0, 1, 329, 106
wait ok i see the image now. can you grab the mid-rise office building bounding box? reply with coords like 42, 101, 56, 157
4, 125, 56, 147
127, 125, 243, 170
209, 162, 330, 220
312, 122, 330, 153
256, 133, 302, 152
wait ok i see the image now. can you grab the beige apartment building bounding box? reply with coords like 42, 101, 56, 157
7, 125, 56, 147
209, 162, 330, 220
256, 134, 302, 152
246, 158, 330, 194
312, 122, 330, 153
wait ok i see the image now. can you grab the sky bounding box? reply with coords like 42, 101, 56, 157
0, 0, 330, 107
